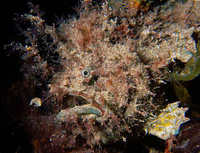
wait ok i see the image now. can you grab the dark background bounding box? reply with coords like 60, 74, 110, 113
0, 1, 80, 153
1, 0, 81, 88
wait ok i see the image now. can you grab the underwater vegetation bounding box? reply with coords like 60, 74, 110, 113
3, 0, 200, 152
172, 40, 200, 81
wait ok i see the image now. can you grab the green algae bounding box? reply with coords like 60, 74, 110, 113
172, 40, 200, 81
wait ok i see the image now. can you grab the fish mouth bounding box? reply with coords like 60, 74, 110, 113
56, 93, 104, 122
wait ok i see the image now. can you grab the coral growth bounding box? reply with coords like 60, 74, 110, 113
144, 101, 190, 140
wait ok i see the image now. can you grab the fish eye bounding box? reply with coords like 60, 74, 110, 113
82, 69, 90, 78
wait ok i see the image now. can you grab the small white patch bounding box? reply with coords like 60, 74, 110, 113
29, 97, 42, 107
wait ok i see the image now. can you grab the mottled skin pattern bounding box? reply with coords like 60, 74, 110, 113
48, 7, 155, 143
50, 37, 151, 118
50, 42, 140, 114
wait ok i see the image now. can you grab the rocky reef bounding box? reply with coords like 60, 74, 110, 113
3, 0, 200, 152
